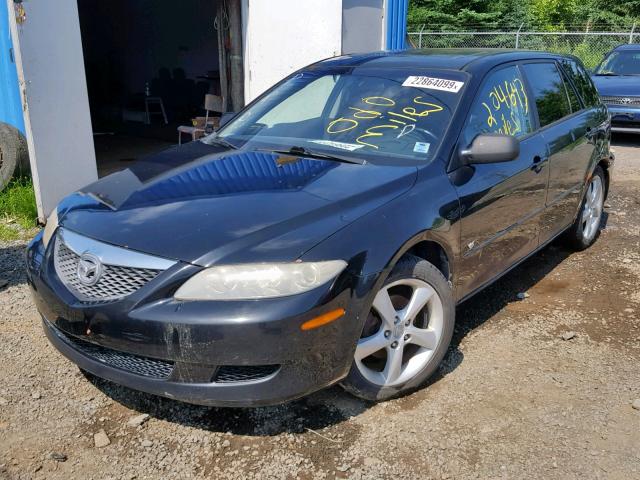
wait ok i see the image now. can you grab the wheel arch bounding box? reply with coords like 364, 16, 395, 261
597, 156, 612, 200
382, 230, 456, 287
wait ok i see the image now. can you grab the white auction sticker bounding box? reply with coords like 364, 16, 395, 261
310, 140, 364, 152
402, 76, 464, 93
413, 142, 431, 154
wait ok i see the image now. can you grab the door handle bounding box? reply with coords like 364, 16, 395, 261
531, 155, 546, 174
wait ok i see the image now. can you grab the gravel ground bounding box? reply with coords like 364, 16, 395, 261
1, 136, 639, 480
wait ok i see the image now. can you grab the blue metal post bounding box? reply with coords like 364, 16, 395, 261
0, 1, 25, 134
386, 0, 408, 50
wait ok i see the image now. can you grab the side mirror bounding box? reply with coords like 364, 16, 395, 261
219, 112, 236, 128
459, 134, 520, 165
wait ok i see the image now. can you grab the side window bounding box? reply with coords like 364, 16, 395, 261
561, 70, 582, 112
559, 59, 600, 107
522, 63, 571, 127
463, 66, 533, 145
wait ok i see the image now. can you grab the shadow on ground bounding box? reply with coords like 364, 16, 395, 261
0, 244, 28, 289
611, 132, 639, 148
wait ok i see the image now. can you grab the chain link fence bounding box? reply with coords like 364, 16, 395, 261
407, 26, 640, 68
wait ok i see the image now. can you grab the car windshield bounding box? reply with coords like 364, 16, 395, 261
595, 51, 640, 76
204, 67, 467, 163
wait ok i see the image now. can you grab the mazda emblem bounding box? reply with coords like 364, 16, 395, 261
621, 97, 633, 104
77, 253, 103, 286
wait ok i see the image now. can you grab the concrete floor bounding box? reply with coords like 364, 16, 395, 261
94, 134, 175, 177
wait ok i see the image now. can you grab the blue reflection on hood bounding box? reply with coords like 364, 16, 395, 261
96, 150, 336, 210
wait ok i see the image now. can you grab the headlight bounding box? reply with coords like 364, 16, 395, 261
42, 208, 59, 249
174, 261, 347, 301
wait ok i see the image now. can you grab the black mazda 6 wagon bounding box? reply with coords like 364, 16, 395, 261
27, 49, 613, 406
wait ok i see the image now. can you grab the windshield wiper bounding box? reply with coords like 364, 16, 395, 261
206, 137, 238, 150
594, 72, 619, 76
266, 146, 366, 165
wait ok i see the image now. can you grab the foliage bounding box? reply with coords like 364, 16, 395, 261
0, 177, 38, 241
408, 0, 639, 67
408, 0, 640, 30
408, 0, 501, 29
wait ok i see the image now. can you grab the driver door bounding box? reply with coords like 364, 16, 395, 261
453, 64, 549, 297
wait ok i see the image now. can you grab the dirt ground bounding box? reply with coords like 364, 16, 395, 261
0, 135, 639, 480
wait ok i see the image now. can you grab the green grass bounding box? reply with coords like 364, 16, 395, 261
0, 177, 39, 241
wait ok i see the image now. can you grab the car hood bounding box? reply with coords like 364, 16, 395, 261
591, 75, 640, 97
58, 142, 417, 266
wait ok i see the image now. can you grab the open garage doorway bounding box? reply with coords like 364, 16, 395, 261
77, 0, 243, 177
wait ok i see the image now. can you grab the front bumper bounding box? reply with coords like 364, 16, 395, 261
607, 105, 640, 133
26, 232, 372, 407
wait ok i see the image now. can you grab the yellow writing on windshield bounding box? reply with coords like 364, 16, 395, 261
326, 96, 444, 150
363, 96, 396, 107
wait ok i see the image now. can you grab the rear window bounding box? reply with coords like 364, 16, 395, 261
522, 63, 571, 127
560, 58, 600, 108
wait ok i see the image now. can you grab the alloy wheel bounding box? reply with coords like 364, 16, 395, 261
355, 278, 444, 387
581, 175, 604, 243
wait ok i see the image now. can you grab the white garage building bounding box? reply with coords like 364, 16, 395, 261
1, 0, 408, 220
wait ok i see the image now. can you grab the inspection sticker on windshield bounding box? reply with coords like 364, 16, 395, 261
310, 140, 364, 152
413, 142, 431, 154
402, 76, 464, 93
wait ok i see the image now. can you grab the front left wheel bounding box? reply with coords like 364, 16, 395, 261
340, 255, 455, 401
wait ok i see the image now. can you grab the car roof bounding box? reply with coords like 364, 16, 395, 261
612, 43, 640, 52
314, 48, 566, 74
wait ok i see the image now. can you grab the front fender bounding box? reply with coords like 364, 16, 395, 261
301, 160, 461, 297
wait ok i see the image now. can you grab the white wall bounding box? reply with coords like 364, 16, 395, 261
242, 0, 343, 103
8, 0, 97, 220
342, 0, 385, 53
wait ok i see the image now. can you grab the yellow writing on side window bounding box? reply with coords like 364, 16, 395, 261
482, 78, 529, 137
326, 96, 444, 150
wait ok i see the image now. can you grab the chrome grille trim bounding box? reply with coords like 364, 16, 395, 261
53, 228, 175, 303
57, 228, 176, 270
601, 96, 640, 106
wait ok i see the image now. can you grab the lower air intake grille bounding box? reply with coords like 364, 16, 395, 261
215, 365, 280, 383
63, 333, 174, 379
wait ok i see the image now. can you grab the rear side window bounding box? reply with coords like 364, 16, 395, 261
559, 59, 600, 107
562, 72, 582, 112
522, 63, 571, 127
463, 65, 534, 145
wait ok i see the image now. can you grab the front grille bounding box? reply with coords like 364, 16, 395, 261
54, 239, 161, 303
601, 96, 640, 106
214, 365, 280, 383
62, 332, 174, 379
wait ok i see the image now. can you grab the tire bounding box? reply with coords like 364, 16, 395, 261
0, 123, 30, 191
340, 254, 455, 402
564, 166, 606, 251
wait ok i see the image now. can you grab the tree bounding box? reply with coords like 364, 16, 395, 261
407, 0, 502, 29
408, 0, 640, 30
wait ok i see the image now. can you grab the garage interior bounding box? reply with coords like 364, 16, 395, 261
77, 0, 243, 177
